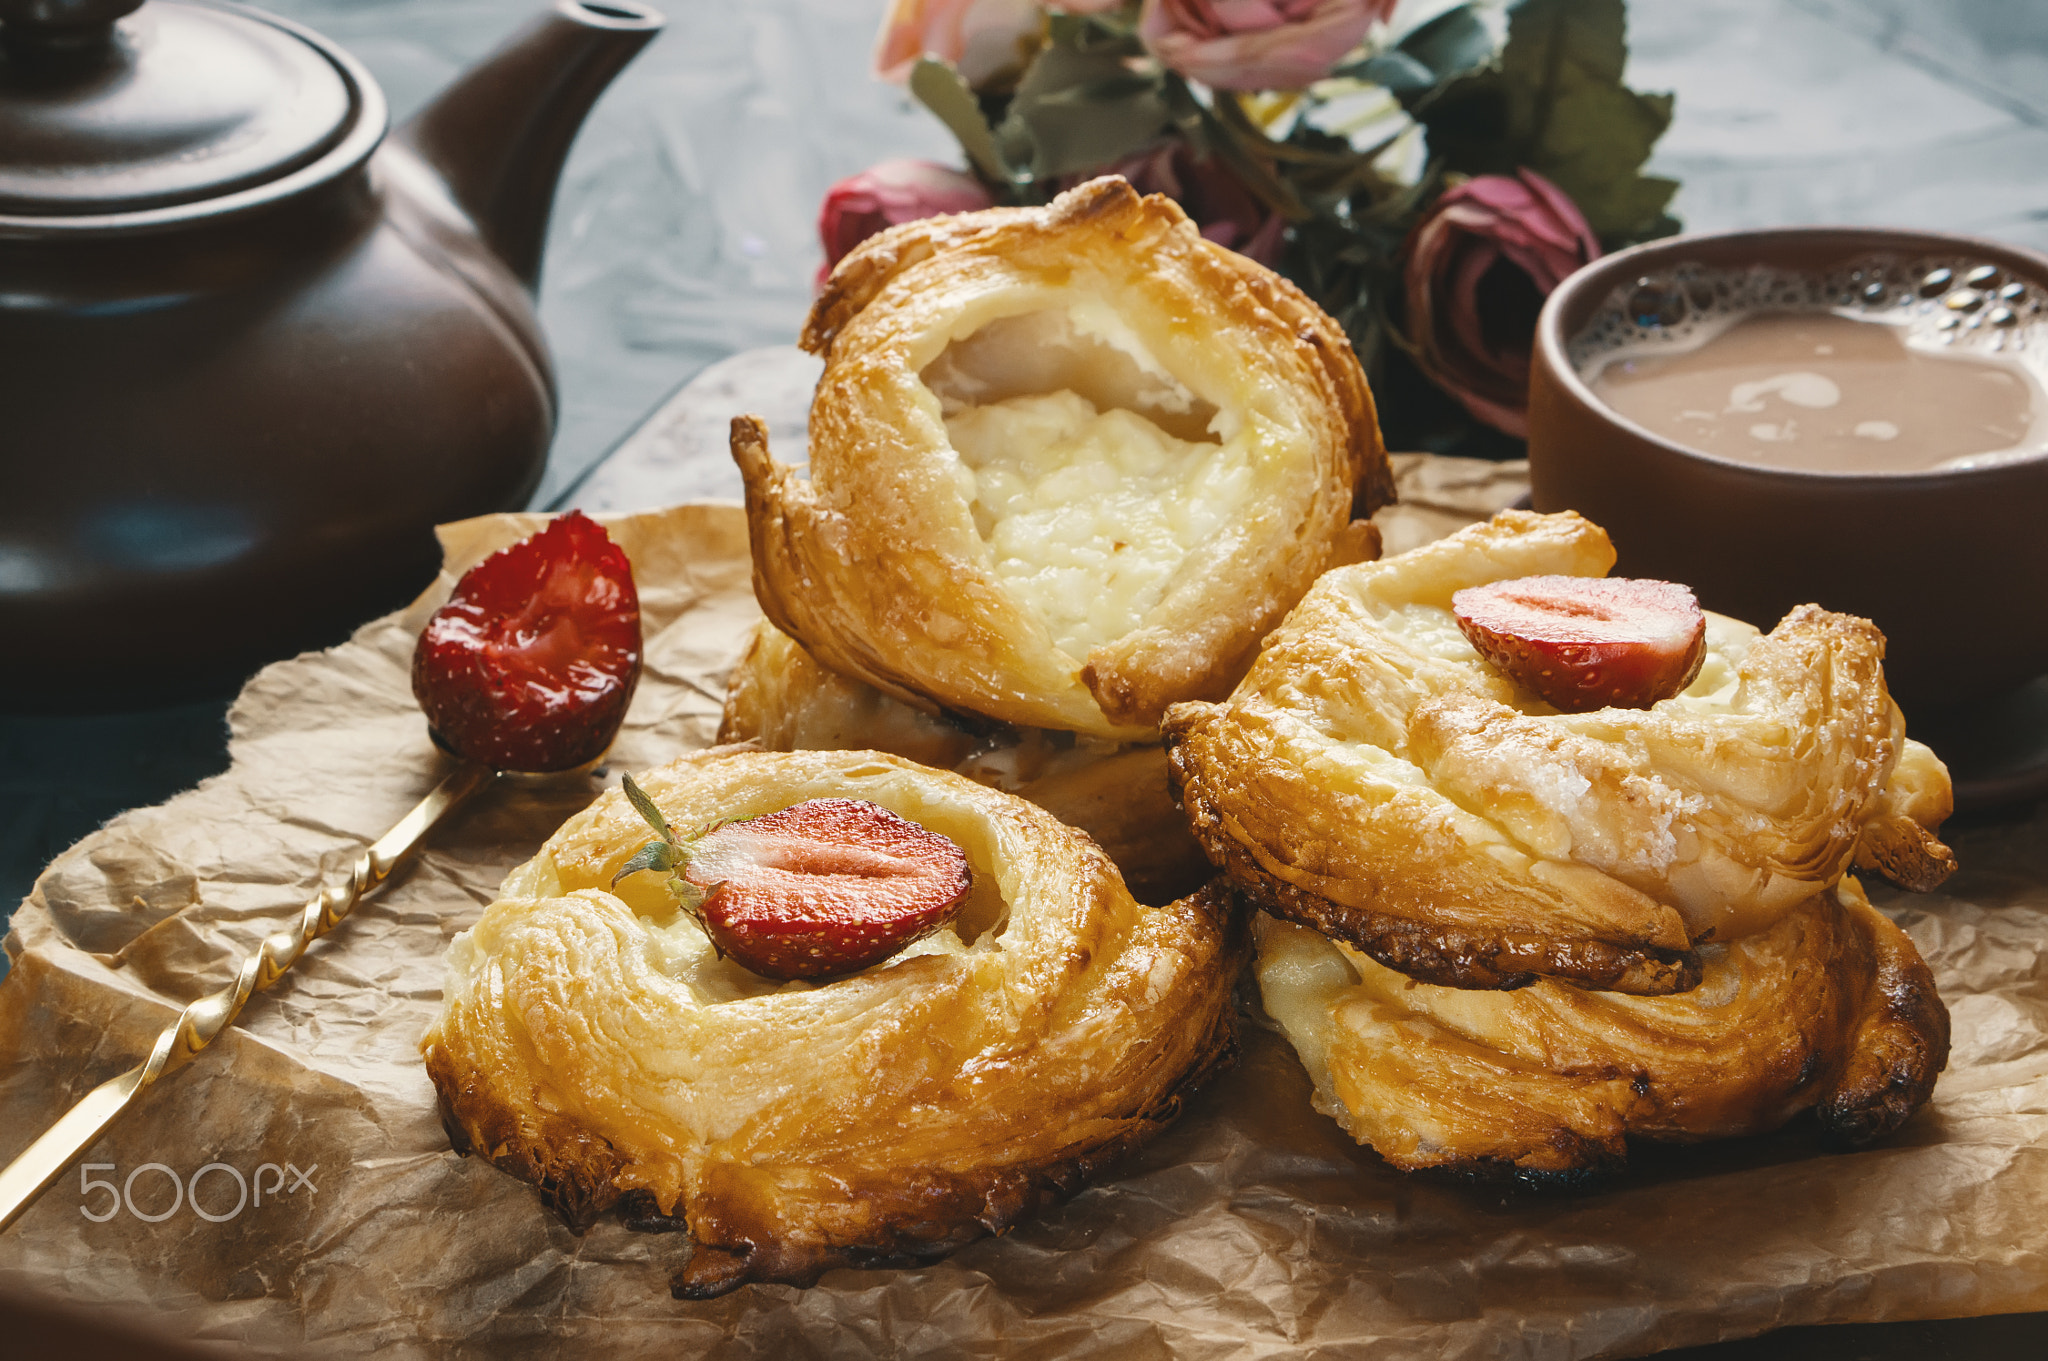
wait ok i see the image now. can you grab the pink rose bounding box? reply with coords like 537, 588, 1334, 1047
1092, 142, 1283, 264
1138, 0, 1394, 92
874, 0, 1044, 87
817, 159, 996, 280
1403, 170, 1602, 438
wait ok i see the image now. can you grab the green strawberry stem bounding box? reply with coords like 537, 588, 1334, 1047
612, 774, 712, 919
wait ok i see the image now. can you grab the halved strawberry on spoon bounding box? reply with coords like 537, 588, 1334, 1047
612, 778, 972, 981
413, 511, 642, 772
1453, 575, 1706, 713
0, 515, 643, 1231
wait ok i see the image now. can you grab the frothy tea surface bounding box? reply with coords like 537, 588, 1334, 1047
1590, 311, 2043, 472
1571, 259, 2048, 473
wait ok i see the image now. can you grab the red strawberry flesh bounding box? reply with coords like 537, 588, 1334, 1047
1452, 575, 1706, 714
412, 512, 642, 771
683, 798, 972, 980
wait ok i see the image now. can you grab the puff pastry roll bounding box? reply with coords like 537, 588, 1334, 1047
720, 619, 1211, 903
1163, 509, 1955, 995
1257, 875, 1948, 1177
422, 749, 1245, 1297
735, 175, 1393, 740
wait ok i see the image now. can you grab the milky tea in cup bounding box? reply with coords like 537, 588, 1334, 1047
1569, 259, 2048, 473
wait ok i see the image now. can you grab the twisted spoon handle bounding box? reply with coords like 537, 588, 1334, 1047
0, 761, 497, 1233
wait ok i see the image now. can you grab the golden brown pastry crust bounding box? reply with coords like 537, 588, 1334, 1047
421, 749, 1246, 1297
719, 620, 1211, 903
1255, 875, 1948, 1178
720, 616, 980, 768
1164, 509, 1951, 994
1853, 737, 1959, 893
736, 175, 1393, 739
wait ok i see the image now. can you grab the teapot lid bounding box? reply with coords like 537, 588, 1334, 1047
0, 0, 358, 216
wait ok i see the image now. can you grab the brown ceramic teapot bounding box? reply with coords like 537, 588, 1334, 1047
0, 0, 662, 708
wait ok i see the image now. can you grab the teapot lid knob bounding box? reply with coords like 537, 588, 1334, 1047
0, 0, 146, 51
0, 0, 363, 219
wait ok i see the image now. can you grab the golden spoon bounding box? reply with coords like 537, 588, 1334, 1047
0, 761, 497, 1233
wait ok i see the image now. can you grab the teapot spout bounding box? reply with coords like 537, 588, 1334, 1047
397, 1, 662, 292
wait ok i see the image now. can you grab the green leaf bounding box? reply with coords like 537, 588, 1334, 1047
1335, 6, 1499, 107
1198, 86, 1314, 219
1415, 0, 1678, 243
910, 59, 1026, 186
1342, 50, 1438, 93
1046, 7, 1140, 50
998, 40, 1171, 179
610, 839, 679, 888
620, 773, 676, 845
1398, 4, 1499, 84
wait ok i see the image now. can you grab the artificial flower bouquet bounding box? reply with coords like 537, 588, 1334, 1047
821, 0, 1679, 452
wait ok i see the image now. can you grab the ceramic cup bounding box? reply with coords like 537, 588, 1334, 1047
1528, 226, 2048, 718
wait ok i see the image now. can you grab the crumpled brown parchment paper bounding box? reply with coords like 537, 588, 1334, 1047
2, 459, 2045, 1359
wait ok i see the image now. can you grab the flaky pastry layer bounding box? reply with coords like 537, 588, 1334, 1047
1163, 509, 1955, 994
719, 619, 1210, 904
421, 749, 1245, 1297
1257, 876, 1948, 1177
735, 175, 1393, 739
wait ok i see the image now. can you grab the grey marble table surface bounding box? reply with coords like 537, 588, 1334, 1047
3, 0, 2047, 1352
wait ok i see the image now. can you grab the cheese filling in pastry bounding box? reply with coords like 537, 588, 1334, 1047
1163, 509, 1956, 995
735, 175, 1393, 740
1256, 875, 1948, 1177
421, 749, 1245, 1297
927, 304, 1250, 663
719, 619, 1211, 903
